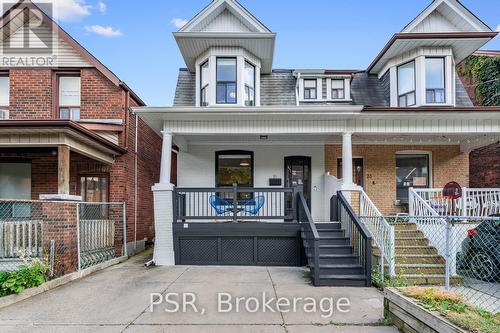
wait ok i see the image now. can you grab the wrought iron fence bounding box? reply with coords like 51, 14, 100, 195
0, 200, 126, 279
374, 214, 499, 313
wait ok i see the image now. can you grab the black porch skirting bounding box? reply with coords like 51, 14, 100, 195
173, 223, 303, 266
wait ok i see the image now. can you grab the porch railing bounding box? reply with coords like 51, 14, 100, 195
0, 220, 42, 259
337, 191, 372, 286
411, 188, 500, 217
297, 191, 320, 285
174, 185, 296, 222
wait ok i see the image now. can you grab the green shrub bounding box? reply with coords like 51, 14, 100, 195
0, 252, 48, 297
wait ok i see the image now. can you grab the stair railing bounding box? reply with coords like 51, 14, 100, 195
337, 191, 372, 287
296, 191, 320, 286
356, 190, 396, 278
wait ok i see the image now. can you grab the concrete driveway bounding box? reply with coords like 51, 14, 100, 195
0, 252, 397, 333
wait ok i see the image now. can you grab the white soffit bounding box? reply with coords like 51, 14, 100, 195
174, 0, 275, 73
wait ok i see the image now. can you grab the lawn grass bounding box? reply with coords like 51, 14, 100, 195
401, 287, 500, 333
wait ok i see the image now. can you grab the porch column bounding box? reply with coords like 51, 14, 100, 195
341, 132, 354, 188
58, 145, 70, 195
151, 130, 175, 266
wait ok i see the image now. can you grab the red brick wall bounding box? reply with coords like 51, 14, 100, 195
469, 142, 500, 187
2, 67, 162, 248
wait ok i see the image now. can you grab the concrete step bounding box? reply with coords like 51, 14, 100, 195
387, 264, 446, 275
393, 230, 424, 238
400, 274, 463, 286
395, 246, 439, 255
395, 238, 429, 246
374, 253, 445, 265
390, 223, 418, 231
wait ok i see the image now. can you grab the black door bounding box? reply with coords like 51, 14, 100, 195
284, 156, 312, 211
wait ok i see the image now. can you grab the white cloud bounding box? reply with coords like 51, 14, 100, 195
97, 1, 106, 13
85, 24, 122, 37
50, 0, 92, 22
171, 18, 188, 29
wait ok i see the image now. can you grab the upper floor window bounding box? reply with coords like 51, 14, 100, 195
58, 76, 81, 120
397, 61, 415, 107
331, 79, 345, 99
303, 79, 317, 99
244, 61, 255, 106
216, 58, 237, 104
426, 58, 445, 104
200, 61, 209, 107
0, 76, 9, 109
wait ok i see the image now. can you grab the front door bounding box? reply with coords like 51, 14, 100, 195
284, 156, 312, 211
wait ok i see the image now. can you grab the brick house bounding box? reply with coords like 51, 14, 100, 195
0, 0, 162, 254
134, 0, 499, 286
457, 50, 500, 188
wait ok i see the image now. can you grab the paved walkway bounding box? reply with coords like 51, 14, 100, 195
0, 252, 397, 332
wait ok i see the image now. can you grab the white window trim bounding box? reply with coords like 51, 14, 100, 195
195, 47, 261, 107
326, 78, 351, 101
298, 78, 323, 102
395, 150, 433, 188
388, 47, 455, 107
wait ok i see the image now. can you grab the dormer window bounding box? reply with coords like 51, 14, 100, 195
244, 61, 255, 106
425, 57, 445, 104
397, 61, 416, 107
331, 79, 345, 99
200, 61, 209, 107
303, 79, 317, 99
216, 58, 237, 104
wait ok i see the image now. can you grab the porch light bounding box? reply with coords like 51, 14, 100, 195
239, 162, 250, 167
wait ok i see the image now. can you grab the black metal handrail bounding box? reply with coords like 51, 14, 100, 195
297, 192, 320, 285
174, 185, 296, 223
337, 191, 372, 286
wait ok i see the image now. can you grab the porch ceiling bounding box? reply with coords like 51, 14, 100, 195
0, 120, 125, 164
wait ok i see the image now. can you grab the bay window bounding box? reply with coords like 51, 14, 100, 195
304, 79, 317, 99
397, 61, 416, 107
216, 58, 237, 104
331, 79, 345, 99
244, 61, 255, 106
200, 61, 209, 107
426, 58, 445, 104
59, 76, 81, 120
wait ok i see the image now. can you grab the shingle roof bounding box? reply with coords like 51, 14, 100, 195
172, 68, 473, 107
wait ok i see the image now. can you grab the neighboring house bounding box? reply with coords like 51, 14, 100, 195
135, 0, 499, 285
457, 50, 500, 187
0, 0, 162, 254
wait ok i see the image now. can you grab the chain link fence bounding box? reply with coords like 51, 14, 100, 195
373, 215, 499, 313
0, 200, 126, 279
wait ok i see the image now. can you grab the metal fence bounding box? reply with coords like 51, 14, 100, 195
373, 214, 499, 313
0, 200, 126, 279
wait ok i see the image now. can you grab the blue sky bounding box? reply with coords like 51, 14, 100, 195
40, 0, 500, 106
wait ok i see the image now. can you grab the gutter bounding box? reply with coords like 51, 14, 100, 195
295, 72, 300, 106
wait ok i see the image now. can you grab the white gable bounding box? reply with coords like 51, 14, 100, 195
0, 12, 92, 68
200, 8, 253, 32
180, 0, 270, 33
402, 0, 492, 33
409, 10, 462, 33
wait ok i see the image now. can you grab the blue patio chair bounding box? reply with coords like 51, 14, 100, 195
209, 195, 233, 215
242, 195, 265, 215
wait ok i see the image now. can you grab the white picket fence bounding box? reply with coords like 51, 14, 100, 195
0, 220, 42, 258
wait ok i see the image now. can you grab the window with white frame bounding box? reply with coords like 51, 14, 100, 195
200, 61, 209, 107
397, 61, 416, 107
58, 76, 81, 120
0, 76, 9, 110
303, 79, 317, 99
396, 154, 429, 201
331, 79, 345, 99
244, 61, 255, 106
216, 58, 237, 104
426, 58, 445, 104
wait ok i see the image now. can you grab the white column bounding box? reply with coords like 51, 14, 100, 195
151, 130, 175, 266
342, 132, 354, 188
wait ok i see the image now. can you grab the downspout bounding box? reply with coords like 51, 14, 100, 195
295, 72, 300, 106
134, 112, 138, 253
